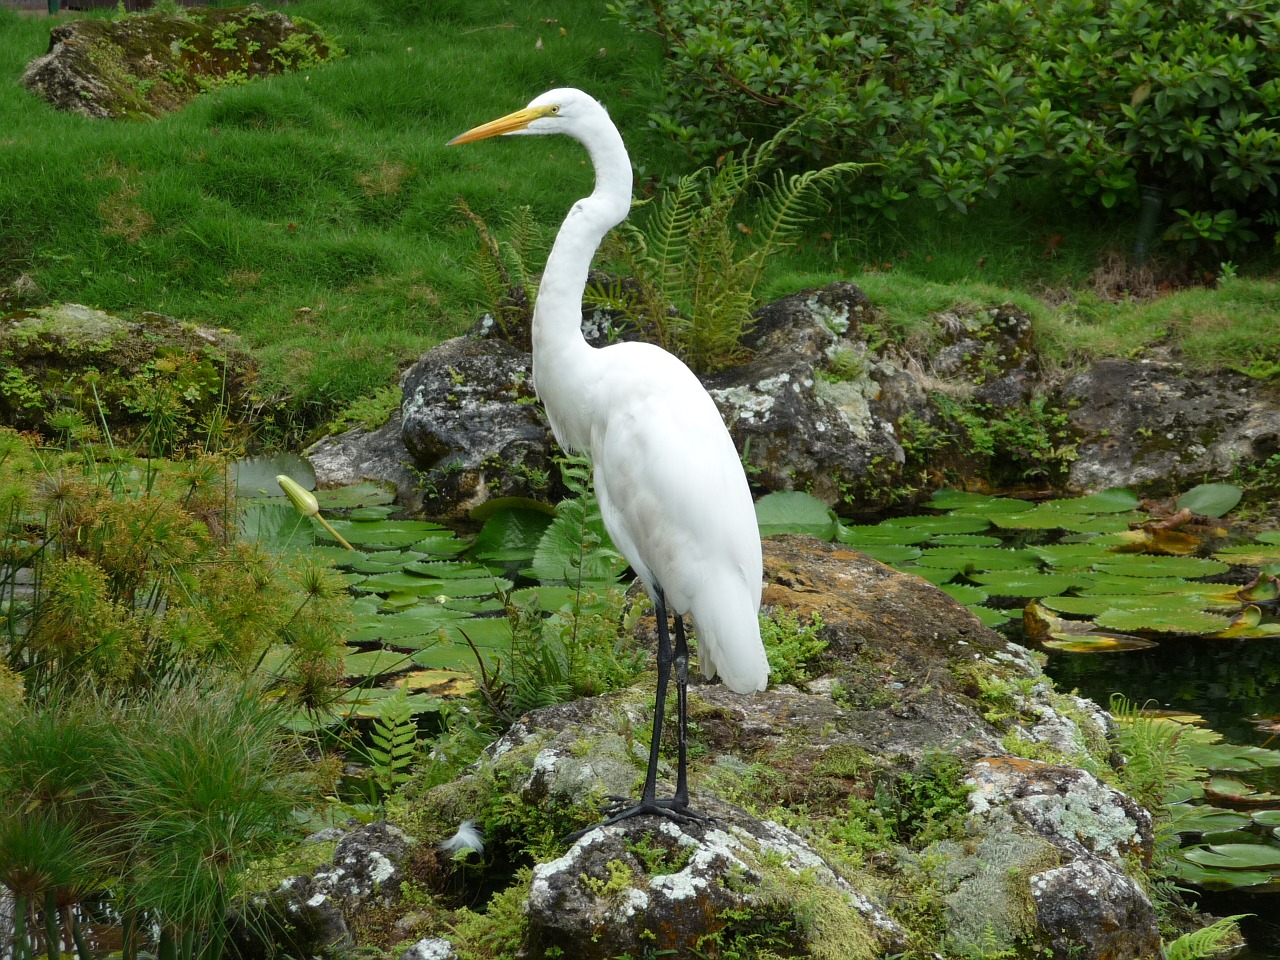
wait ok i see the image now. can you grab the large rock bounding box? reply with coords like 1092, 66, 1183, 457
1060, 358, 1280, 494
394, 537, 1160, 960
230, 821, 418, 960
0, 303, 256, 449
21, 6, 335, 120
315, 281, 1280, 515
398, 336, 559, 518
708, 282, 930, 511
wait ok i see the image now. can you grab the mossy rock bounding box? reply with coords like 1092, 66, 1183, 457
0, 303, 257, 451
21, 5, 338, 120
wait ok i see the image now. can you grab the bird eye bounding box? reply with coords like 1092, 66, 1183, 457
549, 105, 560, 115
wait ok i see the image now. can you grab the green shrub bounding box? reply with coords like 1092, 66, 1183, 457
610, 0, 1280, 254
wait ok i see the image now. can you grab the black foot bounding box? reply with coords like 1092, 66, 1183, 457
566, 797, 715, 841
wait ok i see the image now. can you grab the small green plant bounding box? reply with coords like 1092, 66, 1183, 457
364, 687, 420, 800
596, 134, 858, 372
759, 608, 827, 686
1164, 915, 1248, 960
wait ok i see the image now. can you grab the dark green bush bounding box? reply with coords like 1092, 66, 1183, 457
610, 0, 1280, 253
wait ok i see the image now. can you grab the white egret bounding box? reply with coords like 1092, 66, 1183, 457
449, 89, 769, 829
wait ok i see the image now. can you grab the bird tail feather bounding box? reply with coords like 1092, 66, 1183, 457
690, 577, 769, 694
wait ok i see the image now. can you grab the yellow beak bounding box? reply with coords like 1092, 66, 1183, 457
448, 105, 553, 145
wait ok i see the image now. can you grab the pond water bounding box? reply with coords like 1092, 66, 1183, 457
1045, 638, 1280, 959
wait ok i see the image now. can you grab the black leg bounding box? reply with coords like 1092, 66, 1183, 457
673, 613, 690, 807
564, 589, 714, 840
639, 589, 674, 804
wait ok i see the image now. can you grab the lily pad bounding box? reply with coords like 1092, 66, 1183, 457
755, 491, 838, 540
472, 506, 556, 562
1183, 843, 1280, 869
1178, 482, 1243, 518
968, 571, 1081, 597
925, 490, 1028, 514
914, 546, 1038, 572
857, 544, 923, 564
882, 515, 992, 534
1043, 488, 1140, 513
968, 605, 1016, 627
837, 524, 932, 546
343, 648, 415, 679
1214, 543, 1280, 566
1092, 555, 1231, 579
1095, 606, 1233, 635
938, 583, 989, 605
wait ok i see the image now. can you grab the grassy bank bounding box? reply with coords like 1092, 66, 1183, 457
0, 0, 1277, 443
0, 0, 682, 435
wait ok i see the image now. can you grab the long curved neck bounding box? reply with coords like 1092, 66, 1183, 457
532, 107, 632, 449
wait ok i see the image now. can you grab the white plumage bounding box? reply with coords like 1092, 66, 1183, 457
451, 88, 769, 826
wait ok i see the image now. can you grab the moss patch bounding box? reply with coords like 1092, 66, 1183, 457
22, 5, 339, 121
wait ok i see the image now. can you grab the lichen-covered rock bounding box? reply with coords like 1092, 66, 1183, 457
709, 282, 930, 511
1060, 357, 1280, 494
525, 812, 903, 960
0, 303, 255, 447
399, 336, 559, 518
399, 937, 457, 960
1031, 859, 1161, 960
232, 821, 417, 959
967, 756, 1154, 866
392, 538, 1154, 960
21, 6, 336, 120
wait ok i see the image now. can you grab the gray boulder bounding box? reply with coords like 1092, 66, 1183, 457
1060, 358, 1280, 494
400, 537, 1160, 960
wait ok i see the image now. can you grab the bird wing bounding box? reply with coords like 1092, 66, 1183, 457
590, 343, 768, 693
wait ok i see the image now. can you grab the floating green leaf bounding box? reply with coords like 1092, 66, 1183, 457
858, 544, 923, 564
925, 490, 1028, 514
314, 482, 397, 509
755, 491, 838, 539
343, 648, 415, 679
1094, 606, 1233, 635
968, 605, 1016, 626
938, 583, 989, 605
1028, 543, 1113, 567
1043, 488, 1140, 513
1093, 555, 1231, 579
837, 524, 932, 546
1178, 482, 1243, 518
897, 565, 958, 586
882, 515, 991, 534
928, 534, 1005, 546
914, 546, 1038, 572
969, 571, 1081, 597
1184, 844, 1280, 871
471, 506, 555, 562
1042, 594, 1210, 617
1213, 543, 1280, 566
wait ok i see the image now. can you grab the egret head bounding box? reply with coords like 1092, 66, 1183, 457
448, 88, 603, 145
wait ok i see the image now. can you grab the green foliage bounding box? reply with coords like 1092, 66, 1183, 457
1164, 915, 1248, 960
1110, 695, 1203, 813
611, 0, 1280, 256
0, 681, 307, 960
364, 686, 419, 798
759, 608, 827, 686
597, 135, 858, 371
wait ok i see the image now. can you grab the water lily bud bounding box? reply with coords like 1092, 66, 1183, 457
277, 475, 319, 518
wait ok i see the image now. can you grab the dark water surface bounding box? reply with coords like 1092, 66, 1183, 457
1044, 637, 1280, 958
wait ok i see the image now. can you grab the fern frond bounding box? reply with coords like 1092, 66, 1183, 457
367, 688, 418, 794
1165, 915, 1249, 960
747, 161, 863, 290
643, 169, 704, 305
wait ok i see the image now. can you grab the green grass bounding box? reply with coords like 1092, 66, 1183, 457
0, 0, 1277, 444
0, 0, 681, 434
